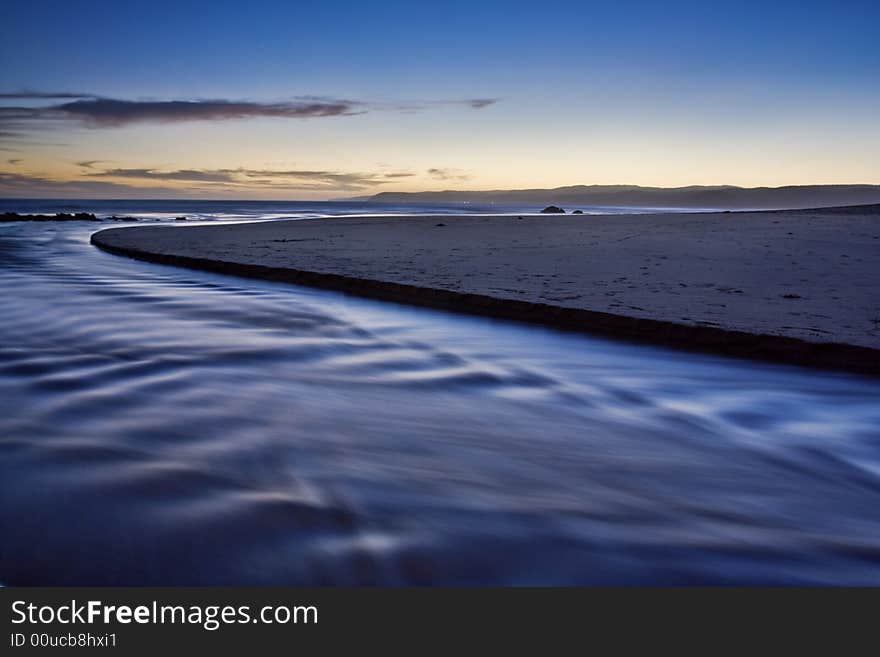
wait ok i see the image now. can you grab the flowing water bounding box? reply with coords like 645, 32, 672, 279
1, 201, 880, 585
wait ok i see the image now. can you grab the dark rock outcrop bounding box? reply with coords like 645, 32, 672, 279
0, 212, 139, 222
1, 212, 99, 222
540, 206, 566, 214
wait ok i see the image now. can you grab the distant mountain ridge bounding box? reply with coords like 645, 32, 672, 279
351, 184, 880, 210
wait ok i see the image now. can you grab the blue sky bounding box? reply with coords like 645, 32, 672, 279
1, 0, 878, 198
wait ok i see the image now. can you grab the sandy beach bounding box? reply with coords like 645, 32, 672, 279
92, 205, 880, 374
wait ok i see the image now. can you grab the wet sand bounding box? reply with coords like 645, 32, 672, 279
92, 206, 880, 374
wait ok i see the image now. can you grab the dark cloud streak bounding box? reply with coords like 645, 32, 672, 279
87, 168, 240, 183
84, 166, 417, 191
0, 163, 429, 197
0, 170, 181, 197
428, 167, 471, 181
0, 91, 95, 99
466, 99, 497, 109
57, 98, 363, 127
0, 92, 499, 138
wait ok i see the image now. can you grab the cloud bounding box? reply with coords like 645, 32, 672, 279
0, 105, 71, 143
7, 158, 21, 165
465, 99, 497, 109
84, 166, 417, 191
381, 172, 417, 179
0, 163, 422, 197
0, 170, 180, 197
56, 98, 363, 127
0, 92, 504, 109
387, 98, 499, 114
0, 92, 499, 140
87, 167, 239, 183
0, 91, 92, 99
237, 168, 415, 188
427, 167, 471, 181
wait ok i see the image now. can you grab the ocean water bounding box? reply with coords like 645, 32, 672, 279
0, 198, 703, 220
1, 200, 880, 585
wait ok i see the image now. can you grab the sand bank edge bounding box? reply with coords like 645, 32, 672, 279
91, 228, 880, 377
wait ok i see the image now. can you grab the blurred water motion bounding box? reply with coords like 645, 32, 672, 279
1, 214, 880, 585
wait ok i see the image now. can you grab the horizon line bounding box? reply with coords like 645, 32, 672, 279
4, 181, 880, 204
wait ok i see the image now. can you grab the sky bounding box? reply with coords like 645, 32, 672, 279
1, 0, 878, 199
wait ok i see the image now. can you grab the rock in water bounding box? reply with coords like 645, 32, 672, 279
0, 212, 101, 222
540, 206, 566, 214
